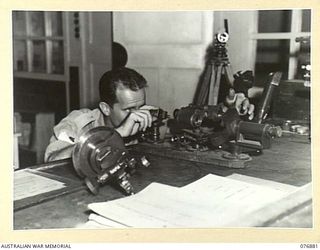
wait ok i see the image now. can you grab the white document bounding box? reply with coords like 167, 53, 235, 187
227, 173, 298, 193
14, 169, 66, 201
88, 182, 181, 228
87, 174, 297, 228
76, 213, 128, 229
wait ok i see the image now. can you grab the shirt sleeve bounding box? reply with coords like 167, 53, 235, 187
44, 108, 95, 162
44, 137, 75, 162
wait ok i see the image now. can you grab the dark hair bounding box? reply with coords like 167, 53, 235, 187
99, 67, 147, 106
112, 42, 128, 69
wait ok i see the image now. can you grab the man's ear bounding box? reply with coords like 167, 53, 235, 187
99, 102, 111, 116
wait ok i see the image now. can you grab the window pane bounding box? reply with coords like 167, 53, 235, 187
301, 9, 311, 32
50, 12, 63, 36
32, 40, 46, 72
51, 41, 64, 74
258, 10, 292, 33
29, 12, 45, 36
13, 40, 27, 71
255, 39, 290, 84
13, 11, 26, 36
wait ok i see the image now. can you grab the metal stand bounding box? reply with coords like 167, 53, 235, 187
194, 32, 234, 106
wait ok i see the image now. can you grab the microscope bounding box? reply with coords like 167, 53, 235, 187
169, 105, 282, 159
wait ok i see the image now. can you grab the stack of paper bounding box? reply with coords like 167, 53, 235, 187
81, 174, 301, 228
14, 169, 66, 201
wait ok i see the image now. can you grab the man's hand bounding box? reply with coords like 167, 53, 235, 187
115, 107, 153, 137
222, 88, 255, 120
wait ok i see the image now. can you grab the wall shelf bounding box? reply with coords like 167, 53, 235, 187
13, 72, 67, 82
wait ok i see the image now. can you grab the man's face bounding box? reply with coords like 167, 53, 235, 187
108, 86, 146, 128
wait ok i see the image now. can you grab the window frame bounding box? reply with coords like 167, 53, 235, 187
13, 11, 68, 81
250, 9, 311, 80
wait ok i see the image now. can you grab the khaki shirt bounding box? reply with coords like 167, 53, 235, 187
44, 108, 105, 162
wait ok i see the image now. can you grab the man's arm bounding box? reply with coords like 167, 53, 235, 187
44, 138, 75, 162
44, 109, 94, 162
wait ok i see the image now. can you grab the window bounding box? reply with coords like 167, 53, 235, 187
13, 11, 65, 79
252, 9, 311, 84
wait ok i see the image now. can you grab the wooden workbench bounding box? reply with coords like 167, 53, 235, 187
14, 133, 312, 229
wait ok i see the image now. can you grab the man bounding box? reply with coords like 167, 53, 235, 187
45, 67, 152, 162
45, 67, 254, 162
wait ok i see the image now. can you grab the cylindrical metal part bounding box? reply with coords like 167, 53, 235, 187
236, 121, 281, 149
267, 125, 282, 138
140, 156, 150, 168
173, 107, 204, 128
238, 121, 270, 136
72, 127, 126, 179
256, 72, 282, 123
238, 121, 282, 138
173, 105, 221, 128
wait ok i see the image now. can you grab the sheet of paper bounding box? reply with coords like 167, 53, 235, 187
89, 213, 128, 228
88, 174, 295, 228
227, 173, 298, 193
75, 213, 128, 229
88, 182, 181, 227
76, 220, 112, 229
14, 169, 66, 201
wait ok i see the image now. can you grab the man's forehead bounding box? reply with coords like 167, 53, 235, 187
116, 87, 145, 107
